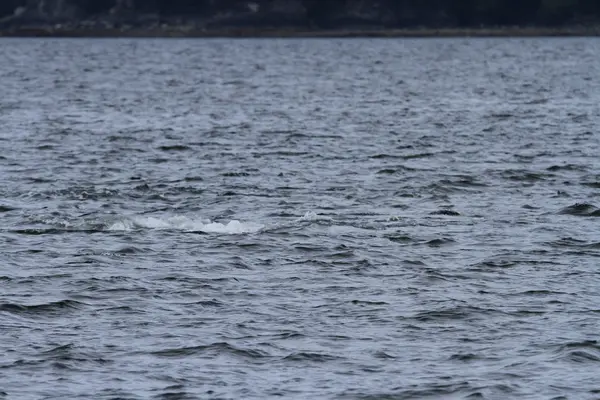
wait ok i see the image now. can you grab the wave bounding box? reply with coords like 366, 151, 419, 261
12, 210, 336, 236
295, 211, 333, 222
552, 340, 600, 363
558, 203, 600, 217
151, 342, 269, 359
0, 299, 84, 317
282, 351, 341, 362
107, 215, 264, 234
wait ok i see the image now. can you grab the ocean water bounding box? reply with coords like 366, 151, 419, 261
1, 37, 600, 399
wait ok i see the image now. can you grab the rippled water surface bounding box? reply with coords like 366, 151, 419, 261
2, 37, 600, 399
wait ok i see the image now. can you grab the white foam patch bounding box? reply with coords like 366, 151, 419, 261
41, 217, 73, 228
107, 215, 263, 234
295, 211, 333, 222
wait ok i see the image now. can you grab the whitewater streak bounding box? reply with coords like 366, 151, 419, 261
107, 215, 264, 234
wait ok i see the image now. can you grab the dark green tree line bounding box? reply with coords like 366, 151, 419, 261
2, 0, 600, 27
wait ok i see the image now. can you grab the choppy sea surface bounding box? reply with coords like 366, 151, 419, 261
1, 37, 600, 399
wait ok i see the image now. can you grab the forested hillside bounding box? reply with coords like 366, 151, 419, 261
2, 0, 600, 30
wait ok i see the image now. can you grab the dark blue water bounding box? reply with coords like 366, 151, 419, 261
2, 37, 600, 399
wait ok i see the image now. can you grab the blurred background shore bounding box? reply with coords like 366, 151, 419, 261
2, 0, 600, 37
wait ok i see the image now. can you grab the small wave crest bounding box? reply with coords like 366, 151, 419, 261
0, 299, 84, 317
107, 215, 263, 234
295, 211, 332, 222
558, 203, 600, 217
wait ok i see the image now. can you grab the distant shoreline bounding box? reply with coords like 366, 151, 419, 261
1, 26, 600, 38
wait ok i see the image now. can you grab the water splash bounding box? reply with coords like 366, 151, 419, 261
107, 215, 263, 234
